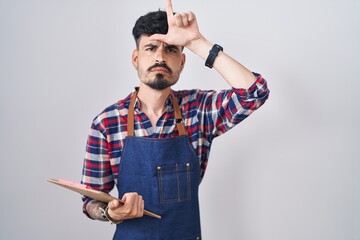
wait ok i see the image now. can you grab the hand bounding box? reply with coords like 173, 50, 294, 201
150, 0, 202, 47
107, 192, 144, 221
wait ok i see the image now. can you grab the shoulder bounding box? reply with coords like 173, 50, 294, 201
172, 89, 217, 104
92, 92, 133, 126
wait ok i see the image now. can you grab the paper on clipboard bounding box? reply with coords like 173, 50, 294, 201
47, 178, 161, 219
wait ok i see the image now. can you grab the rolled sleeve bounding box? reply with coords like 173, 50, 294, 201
199, 73, 269, 139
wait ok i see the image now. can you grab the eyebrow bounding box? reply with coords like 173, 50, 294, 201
143, 43, 158, 48
142, 43, 181, 51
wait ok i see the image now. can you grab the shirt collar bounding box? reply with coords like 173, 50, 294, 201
127, 87, 175, 112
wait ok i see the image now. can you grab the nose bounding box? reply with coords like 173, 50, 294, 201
155, 47, 166, 64
155, 60, 165, 65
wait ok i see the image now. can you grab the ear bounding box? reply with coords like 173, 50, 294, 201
180, 53, 186, 71
132, 49, 139, 69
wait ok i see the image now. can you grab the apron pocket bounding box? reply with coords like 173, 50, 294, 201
157, 163, 191, 203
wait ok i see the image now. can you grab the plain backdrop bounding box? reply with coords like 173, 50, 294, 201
1, 0, 359, 239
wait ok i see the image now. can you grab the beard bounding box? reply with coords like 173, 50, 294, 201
145, 73, 174, 90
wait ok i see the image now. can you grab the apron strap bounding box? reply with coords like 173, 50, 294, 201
127, 90, 137, 136
127, 90, 187, 136
170, 93, 187, 136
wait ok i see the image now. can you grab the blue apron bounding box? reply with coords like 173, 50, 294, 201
113, 91, 202, 240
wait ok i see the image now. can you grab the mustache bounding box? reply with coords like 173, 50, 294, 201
147, 63, 173, 74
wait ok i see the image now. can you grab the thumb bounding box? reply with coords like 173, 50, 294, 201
108, 199, 120, 210
149, 33, 168, 42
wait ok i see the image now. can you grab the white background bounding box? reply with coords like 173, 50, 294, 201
0, 0, 359, 239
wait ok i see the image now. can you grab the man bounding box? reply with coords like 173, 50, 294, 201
81, 0, 269, 239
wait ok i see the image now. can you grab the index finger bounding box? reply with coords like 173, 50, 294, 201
165, 0, 174, 20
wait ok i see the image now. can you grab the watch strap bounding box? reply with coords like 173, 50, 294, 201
205, 44, 223, 68
99, 204, 123, 225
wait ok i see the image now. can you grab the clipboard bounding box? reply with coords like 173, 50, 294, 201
47, 179, 161, 219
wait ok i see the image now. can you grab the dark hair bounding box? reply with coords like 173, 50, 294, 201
132, 10, 169, 48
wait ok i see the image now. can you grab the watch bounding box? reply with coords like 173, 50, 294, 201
205, 44, 223, 68
99, 203, 123, 225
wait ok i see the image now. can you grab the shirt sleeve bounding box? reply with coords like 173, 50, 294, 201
197, 73, 269, 141
81, 117, 115, 218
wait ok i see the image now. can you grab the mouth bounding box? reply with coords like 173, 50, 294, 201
150, 67, 169, 73
148, 64, 173, 74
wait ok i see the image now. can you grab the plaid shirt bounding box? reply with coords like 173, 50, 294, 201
81, 73, 269, 216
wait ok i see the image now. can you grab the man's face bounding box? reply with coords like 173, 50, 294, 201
132, 35, 185, 90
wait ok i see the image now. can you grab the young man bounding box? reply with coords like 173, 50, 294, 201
81, 0, 269, 239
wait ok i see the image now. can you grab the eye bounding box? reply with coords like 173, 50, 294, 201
167, 47, 178, 53
146, 47, 156, 51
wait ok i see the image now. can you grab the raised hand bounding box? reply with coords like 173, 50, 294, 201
150, 0, 202, 47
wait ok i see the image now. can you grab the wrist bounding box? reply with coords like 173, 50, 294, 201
205, 44, 223, 69
185, 36, 213, 60
99, 204, 123, 225
106, 206, 124, 224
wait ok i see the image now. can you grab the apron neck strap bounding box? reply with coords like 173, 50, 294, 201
127, 90, 187, 137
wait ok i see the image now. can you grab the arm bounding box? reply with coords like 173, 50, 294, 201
151, 0, 269, 138
81, 119, 144, 222
81, 119, 115, 219
150, 0, 257, 89
186, 38, 257, 89
195, 74, 269, 139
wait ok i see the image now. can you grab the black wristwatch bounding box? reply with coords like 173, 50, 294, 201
205, 44, 223, 68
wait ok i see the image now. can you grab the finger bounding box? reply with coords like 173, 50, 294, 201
108, 199, 120, 210
180, 13, 189, 27
137, 195, 144, 217
126, 193, 141, 217
187, 11, 196, 22
127, 193, 141, 212
120, 192, 132, 210
123, 192, 134, 204
165, 0, 174, 20
140, 199, 144, 217
119, 193, 135, 217
174, 13, 183, 27
129, 193, 138, 211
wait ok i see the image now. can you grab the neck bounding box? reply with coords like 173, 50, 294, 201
137, 83, 171, 117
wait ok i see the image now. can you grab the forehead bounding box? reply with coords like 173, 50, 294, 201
138, 35, 182, 49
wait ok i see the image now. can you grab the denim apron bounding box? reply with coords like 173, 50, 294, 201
113, 91, 202, 240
